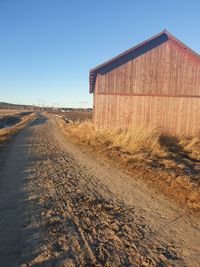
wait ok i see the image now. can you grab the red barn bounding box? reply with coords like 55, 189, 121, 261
89, 30, 200, 136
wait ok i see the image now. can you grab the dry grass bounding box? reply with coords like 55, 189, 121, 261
102, 128, 167, 157
0, 108, 27, 117
57, 118, 200, 214
59, 119, 167, 156
0, 113, 35, 143
48, 110, 92, 122
59, 119, 200, 163
179, 137, 200, 160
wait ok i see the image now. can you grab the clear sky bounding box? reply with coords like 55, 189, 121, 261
0, 0, 200, 108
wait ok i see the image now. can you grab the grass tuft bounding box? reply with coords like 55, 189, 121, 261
179, 137, 200, 160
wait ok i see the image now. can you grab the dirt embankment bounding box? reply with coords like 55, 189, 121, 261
0, 111, 32, 128
0, 112, 36, 144
55, 117, 200, 215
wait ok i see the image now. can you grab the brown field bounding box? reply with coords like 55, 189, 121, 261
56, 117, 200, 214
48, 110, 92, 122
0, 112, 35, 144
0, 108, 27, 117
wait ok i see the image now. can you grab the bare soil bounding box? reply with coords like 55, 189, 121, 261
0, 113, 200, 266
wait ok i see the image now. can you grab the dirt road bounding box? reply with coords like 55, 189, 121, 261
0, 113, 199, 267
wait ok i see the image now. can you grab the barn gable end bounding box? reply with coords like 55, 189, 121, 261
90, 30, 200, 136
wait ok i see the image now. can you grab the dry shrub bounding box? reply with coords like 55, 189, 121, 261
64, 120, 166, 157
67, 120, 97, 146
179, 137, 200, 160
57, 119, 96, 146
101, 128, 167, 157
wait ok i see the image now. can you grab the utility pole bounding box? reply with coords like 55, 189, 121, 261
52, 103, 59, 111
38, 99, 44, 111
79, 101, 87, 111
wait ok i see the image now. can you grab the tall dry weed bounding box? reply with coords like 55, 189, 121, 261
101, 128, 166, 157
179, 137, 200, 160
64, 120, 166, 157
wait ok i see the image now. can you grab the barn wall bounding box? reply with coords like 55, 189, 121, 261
97, 39, 200, 96
93, 93, 200, 136
92, 39, 200, 136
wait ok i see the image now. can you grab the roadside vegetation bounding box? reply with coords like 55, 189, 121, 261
56, 117, 200, 214
0, 112, 35, 144
48, 110, 92, 122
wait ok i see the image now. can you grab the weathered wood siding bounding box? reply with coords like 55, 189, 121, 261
97, 39, 200, 95
93, 39, 200, 136
93, 94, 200, 135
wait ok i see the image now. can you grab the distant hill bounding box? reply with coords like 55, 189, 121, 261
0, 102, 33, 109
0, 102, 19, 108
0, 102, 93, 111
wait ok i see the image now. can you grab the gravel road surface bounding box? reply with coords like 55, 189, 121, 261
0, 113, 199, 267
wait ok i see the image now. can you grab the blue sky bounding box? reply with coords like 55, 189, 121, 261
0, 0, 200, 107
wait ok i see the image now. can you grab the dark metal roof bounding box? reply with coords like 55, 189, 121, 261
89, 30, 200, 93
